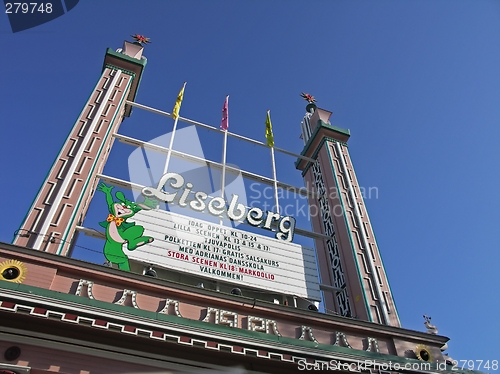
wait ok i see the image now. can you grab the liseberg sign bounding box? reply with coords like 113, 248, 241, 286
128, 172, 321, 300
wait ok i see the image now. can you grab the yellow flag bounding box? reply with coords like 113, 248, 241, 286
265, 110, 274, 147
172, 82, 186, 120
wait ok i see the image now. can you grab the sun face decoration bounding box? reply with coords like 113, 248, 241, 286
415, 344, 433, 362
0, 259, 28, 283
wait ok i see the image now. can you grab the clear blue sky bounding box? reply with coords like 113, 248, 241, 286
1, 0, 499, 363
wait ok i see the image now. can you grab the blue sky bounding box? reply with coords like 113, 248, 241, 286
1, 0, 500, 363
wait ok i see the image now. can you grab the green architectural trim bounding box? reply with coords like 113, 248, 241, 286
104, 64, 137, 78
103, 48, 147, 69
297, 136, 348, 176
296, 120, 350, 165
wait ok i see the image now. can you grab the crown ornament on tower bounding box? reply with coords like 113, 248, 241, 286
131, 34, 151, 46
301, 92, 317, 113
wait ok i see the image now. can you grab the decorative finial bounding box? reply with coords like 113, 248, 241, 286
131, 34, 151, 46
301, 92, 316, 104
423, 315, 438, 335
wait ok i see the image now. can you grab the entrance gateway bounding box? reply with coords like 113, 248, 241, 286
2, 37, 457, 373
12, 38, 399, 324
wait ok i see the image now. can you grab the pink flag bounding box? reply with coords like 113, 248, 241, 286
220, 95, 229, 130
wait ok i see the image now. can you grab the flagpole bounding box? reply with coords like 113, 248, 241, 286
270, 146, 279, 214
164, 82, 186, 175
163, 115, 179, 175
220, 95, 229, 226
221, 131, 228, 196
219, 130, 228, 226
265, 109, 279, 214
220, 96, 229, 198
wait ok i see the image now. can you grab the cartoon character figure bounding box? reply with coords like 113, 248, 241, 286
97, 182, 155, 271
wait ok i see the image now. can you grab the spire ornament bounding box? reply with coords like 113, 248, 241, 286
423, 315, 438, 334
131, 34, 151, 46
300, 92, 316, 104
301, 92, 317, 113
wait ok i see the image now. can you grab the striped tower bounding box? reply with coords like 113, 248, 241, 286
13, 40, 147, 256
296, 102, 401, 327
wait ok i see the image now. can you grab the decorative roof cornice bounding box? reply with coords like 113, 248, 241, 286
296, 120, 350, 173
298, 136, 347, 176
104, 63, 137, 78
0, 282, 463, 373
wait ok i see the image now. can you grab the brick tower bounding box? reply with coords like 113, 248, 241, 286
13, 40, 147, 256
296, 102, 400, 327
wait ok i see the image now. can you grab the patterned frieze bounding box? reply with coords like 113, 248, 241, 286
68, 278, 440, 359
72, 279, 369, 352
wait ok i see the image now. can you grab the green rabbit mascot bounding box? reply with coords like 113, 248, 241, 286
97, 182, 154, 271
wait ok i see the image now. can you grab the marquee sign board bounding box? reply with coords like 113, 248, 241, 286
128, 209, 321, 301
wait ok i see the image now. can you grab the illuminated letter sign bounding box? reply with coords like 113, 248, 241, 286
142, 172, 296, 242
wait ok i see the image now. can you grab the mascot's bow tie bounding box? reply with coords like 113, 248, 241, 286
106, 214, 124, 226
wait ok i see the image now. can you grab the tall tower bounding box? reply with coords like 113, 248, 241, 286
296, 102, 400, 327
13, 40, 147, 256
